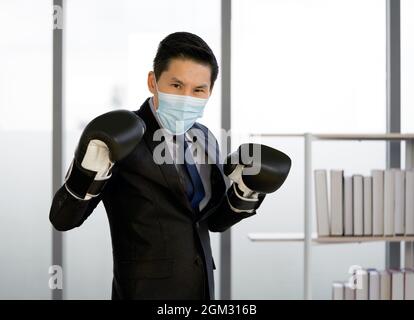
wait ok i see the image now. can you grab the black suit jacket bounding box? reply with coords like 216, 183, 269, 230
49, 97, 259, 300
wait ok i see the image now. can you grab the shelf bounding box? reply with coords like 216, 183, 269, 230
315, 236, 414, 243
249, 133, 414, 141
248, 233, 414, 244
248, 232, 315, 242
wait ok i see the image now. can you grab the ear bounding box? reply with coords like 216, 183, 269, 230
147, 71, 156, 95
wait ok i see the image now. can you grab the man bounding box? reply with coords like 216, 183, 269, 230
49, 32, 291, 300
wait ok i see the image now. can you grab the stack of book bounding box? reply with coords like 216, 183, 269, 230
314, 169, 414, 237
332, 268, 414, 300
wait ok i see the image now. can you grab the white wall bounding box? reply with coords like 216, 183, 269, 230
0, 0, 52, 299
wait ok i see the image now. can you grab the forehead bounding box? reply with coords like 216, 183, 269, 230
162, 58, 211, 85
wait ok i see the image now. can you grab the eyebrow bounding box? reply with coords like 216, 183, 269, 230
195, 84, 209, 89
170, 77, 209, 89
171, 77, 184, 85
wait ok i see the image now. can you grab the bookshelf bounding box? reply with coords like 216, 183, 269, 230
247, 132, 414, 300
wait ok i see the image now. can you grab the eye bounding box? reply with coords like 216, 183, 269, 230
171, 83, 181, 89
195, 88, 205, 93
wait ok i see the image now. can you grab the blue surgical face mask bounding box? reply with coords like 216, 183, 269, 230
154, 80, 209, 135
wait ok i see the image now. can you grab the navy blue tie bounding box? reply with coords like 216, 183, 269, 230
181, 137, 205, 211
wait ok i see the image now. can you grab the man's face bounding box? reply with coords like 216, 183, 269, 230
147, 58, 212, 110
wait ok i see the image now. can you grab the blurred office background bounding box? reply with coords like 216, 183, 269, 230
0, 0, 413, 299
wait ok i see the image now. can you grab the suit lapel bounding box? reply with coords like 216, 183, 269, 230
136, 98, 195, 217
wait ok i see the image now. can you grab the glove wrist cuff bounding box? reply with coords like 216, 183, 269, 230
64, 158, 111, 200
227, 183, 262, 212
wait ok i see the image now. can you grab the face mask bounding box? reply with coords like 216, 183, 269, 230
154, 79, 209, 135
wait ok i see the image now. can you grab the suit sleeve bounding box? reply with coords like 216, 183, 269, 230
49, 163, 117, 231
207, 189, 265, 233
49, 185, 103, 231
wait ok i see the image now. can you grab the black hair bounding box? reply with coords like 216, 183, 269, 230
153, 32, 219, 89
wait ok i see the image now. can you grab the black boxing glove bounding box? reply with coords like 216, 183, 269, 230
65, 109, 146, 200
223, 143, 291, 213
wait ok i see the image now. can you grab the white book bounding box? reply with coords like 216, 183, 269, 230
332, 282, 344, 300
330, 170, 344, 236
355, 269, 368, 300
404, 269, 414, 300
384, 170, 395, 236
344, 282, 355, 300
391, 270, 404, 300
353, 175, 364, 236
314, 170, 330, 237
406, 170, 414, 235
394, 170, 405, 235
372, 170, 384, 236
367, 269, 380, 300
363, 176, 373, 236
380, 270, 391, 300
344, 176, 353, 236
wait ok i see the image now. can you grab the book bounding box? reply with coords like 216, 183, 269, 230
330, 170, 344, 236
334, 267, 414, 300
314, 170, 330, 237
344, 282, 355, 300
372, 170, 384, 236
380, 270, 391, 300
344, 176, 353, 236
406, 170, 414, 236
332, 282, 344, 300
363, 176, 373, 236
367, 269, 380, 300
390, 269, 404, 300
394, 170, 405, 235
404, 269, 414, 300
353, 175, 364, 236
355, 269, 368, 300
384, 170, 395, 236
